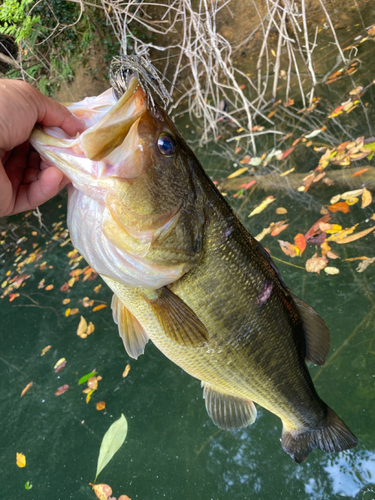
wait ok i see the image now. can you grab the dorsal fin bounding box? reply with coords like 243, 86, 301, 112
111, 294, 149, 359
202, 382, 257, 430
144, 287, 209, 346
292, 294, 330, 366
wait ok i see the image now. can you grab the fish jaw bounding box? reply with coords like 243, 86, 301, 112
30, 80, 148, 203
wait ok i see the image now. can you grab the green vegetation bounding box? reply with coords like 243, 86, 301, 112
0, 0, 120, 96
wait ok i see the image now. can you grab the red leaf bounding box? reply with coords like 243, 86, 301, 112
294, 234, 306, 255
304, 215, 331, 243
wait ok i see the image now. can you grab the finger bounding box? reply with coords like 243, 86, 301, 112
4, 141, 30, 191
28, 150, 41, 170
11, 167, 64, 215
22, 167, 40, 185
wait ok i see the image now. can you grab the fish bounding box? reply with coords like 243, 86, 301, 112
30, 58, 357, 463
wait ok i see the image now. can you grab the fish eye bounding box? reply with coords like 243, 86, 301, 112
157, 134, 176, 156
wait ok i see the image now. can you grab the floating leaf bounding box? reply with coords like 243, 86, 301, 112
270, 223, 288, 237
276, 207, 288, 214
328, 201, 350, 213
357, 257, 375, 273
93, 304, 107, 312
95, 414, 128, 482
362, 187, 372, 208
45, 284, 54, 291
41, 345, 51, 356
294, 234, 306, 255
326, 250, 340, 260
227, 167, 248, 179
55, 384, 69, 396
279, 167, 295, 177
86, 389, 95, 403
88, 376, 100, 390
62, 298, 70, 305
278, 240, 298, 257
77, 316, 88, 338
78, 372, 98, 385
90, 484, 112, 500
352, 168, 369, 177
25, 481, 32, 490
340, 188, 364, 200
118, 496, 131, 500
16, 453, 26, 468
335, 226, 375, 244
122, 365, 131, 378
20, 382, 33, 398
327, 224, 358, 242
87, 322, 95, 335
94, 284, 102, 293
54, 358, 66, 373
324, 267, 340, 275
83, 297, 94, 307
305, 255, 328, 274
97, 401, 106, 411
248, 196, 275, 217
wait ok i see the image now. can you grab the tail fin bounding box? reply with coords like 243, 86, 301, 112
282, 407, 357, 463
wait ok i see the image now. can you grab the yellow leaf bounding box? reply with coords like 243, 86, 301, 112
93, 304, 107, 312
340, 188, 364, 200
279, 167, 295, 177
324, 266, 340, 275
335, 226, 375, 244
90, 484, 112, 500
86, 389, 95, 404
325, 224, 343, 234
86, 322, 95, 335
275, 207, 287, 214
16, 453, 26, 468
362, 187, 372, 208
67, 277, 75, 287
327, 224, 358, 242
20, 382, 33, 398
70, 308, 79, 315
77, 316, 88, 338
227, 167, 248, 179
248, 196, 275, 217
346, 197, 359, 205
62, 298, 70, 305
122, 364, 131, 378
41, 345, 51, 356
54, 358, 66, 372
45, 284, 54, 291
94, 284, 102, 293
65, 308, 71, 317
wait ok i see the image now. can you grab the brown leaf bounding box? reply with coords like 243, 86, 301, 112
357, 257, 375, 273
45, 284, 54, 291
90, 484, 112, 500
41, 345, 51, 356
54, 358, 66, 373
60, 282, 69, 292
55, 384, 69, 396
20, 382, 33, 398
278, 240, 297, 257
87, 376, 99, 390
328, 201, 350, 213
77, 316, 88, 338
305, 255, 328, 274
335, 226, 375, 244
118, 496, 132, 500
326, 250, 340, 259
94, 284, 102, 293
362, 187, 372, 208
275, 207, 287, 214
96, 401, 106, 411
270, 222, 289, 237
62, 298, 70, 305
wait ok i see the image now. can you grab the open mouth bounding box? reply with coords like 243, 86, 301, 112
30, 77, 148, 184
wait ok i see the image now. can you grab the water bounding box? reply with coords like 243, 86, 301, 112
2, 19, 375, 500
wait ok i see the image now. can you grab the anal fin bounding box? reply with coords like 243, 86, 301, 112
202, 382, 257, 430
111, 294, 149, 359
145, 287, 209, 347
292, 294, 330, 366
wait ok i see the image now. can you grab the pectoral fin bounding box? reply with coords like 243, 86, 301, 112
111, 294, 149, 359
202, 382, 257, 430
292, 294, 330, 366
144, 287, 209, 346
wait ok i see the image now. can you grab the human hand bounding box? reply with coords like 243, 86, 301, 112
0, 79, 86, 217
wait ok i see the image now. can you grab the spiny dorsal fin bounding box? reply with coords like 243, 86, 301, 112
202, 382, 257, 430
292, 293, 330, 366
145, 287, 209, 346
111, 294, 149, 359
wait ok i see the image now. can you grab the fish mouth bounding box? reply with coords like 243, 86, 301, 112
30, 77, 148, 189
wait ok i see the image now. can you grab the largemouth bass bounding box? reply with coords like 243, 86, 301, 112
30, 59, 357, 463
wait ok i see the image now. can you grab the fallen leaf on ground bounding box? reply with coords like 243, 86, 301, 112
362, 187, 372, 208
90, 484, 112, 500
122, 365, 131, 378
305, 255, 328, 274
278, 240, 298, 257
324, 267, 340, 275
335, 226, 375, 244
96, 401, 106, 411
20, 382, 33, 398
93, 304, 107, 312
41, 345, 51, 356
248, 196, 275, 217
357, 257, 375, 272
16, 453, 26, 468
54, 358, 66, 373
55, 384, 69, 396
